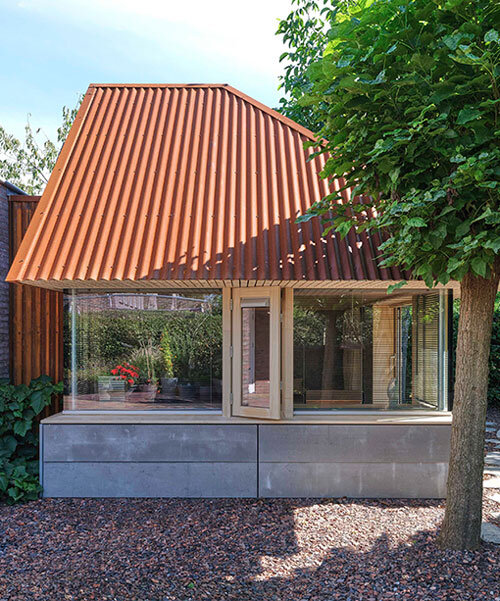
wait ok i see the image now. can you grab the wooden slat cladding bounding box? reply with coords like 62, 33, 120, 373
9, 196, 63, 415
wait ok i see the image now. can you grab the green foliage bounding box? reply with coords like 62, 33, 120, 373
68, 301, 223, 391
282, 0, 500, 288
160, 330, 174, 378
0, 97, 82, 194
489, 295, 500, 406
0, 376, 62, 503
293, 306, 326, 346
277, 0, 336, 129
453, 294, 500, 407
162, 311, 223, 383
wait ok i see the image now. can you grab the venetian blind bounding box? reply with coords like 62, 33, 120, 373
413, 293, 440, 408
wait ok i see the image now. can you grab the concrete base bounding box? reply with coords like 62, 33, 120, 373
41, 422, 451, 498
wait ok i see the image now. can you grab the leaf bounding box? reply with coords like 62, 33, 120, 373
13, 420, 31, 438
484, 238, 500, 253
297, 94, 317, 107
456, 108, 481, 125
450, 54, 481, 66
456, 221, 470, 237
337, 55, 354, 68
29, 390, 46, 415
0, 436, 17, 459
407, 218, 427, 228
389, 167, 400, 184
471, 257, 487, 278
387, 281, 407, 294
484, 29, 499, 44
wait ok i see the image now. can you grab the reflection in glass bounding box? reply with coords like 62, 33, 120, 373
64, 291, 223, 411
241, 306, 270, 409
293, 290, 446, 412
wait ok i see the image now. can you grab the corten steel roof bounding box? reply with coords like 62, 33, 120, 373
7, 84, 407, 289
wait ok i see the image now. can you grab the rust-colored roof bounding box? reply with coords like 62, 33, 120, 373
7, 84, 406, 288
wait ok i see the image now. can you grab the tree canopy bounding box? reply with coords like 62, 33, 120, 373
283, 0, 499, 289
0, 98, 81, 195
278, 0, 500, 550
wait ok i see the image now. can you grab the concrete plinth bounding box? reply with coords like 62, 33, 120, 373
41, 421, 451, 499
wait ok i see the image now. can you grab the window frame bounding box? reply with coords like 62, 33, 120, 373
64, 288, 225, 414
289, 288, 450, 415
230, 287, 281, 420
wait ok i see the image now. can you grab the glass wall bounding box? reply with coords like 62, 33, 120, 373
293, 289, 449, 411
64, 291, 223, 411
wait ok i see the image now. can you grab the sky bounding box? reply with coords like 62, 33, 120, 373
0, 0, 291, 142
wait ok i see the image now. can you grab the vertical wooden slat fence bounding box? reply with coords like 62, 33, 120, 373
9, 195, 63, 415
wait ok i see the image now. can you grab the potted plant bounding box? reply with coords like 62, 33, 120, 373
129, 331, 161, 401
99, 362, 139, 401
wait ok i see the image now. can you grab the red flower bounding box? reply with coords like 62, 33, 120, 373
121, 375, 127, 379
111, 369, 118, 375
128, 379, 134, 385
131, 372, 138, 378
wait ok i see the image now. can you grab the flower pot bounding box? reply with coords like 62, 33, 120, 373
133, 383, 157, 401
198, 385, 212, 402
178, 383, 198, 400
161, 377, 178, 394
98, 376, 126, 402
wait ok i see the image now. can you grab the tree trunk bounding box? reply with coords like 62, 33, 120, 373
322, 310, 342, 392
438, 260, 500, 550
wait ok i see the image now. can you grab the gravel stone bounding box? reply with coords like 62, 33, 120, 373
1, 496, 499, 601
484, 477, 500, 488
0, 410, 498, 600
485, 452, 500, 466
481, 522, 500, 544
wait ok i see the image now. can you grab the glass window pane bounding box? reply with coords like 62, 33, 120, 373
413, 293, 440, 409
64, 291, 223, 411
241, 306, 270, 409
293, 290, 447, 412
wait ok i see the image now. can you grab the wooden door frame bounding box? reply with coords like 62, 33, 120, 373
231, 287, 281, 419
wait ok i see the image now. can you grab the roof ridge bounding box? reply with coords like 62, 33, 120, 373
87, 83, 319, 142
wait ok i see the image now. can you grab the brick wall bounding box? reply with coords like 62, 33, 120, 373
241, 307, 270, 407
0, 183, 11, 378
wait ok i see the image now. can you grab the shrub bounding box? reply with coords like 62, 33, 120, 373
487, 295, 500, 408
163, 312, 222, 383
0, 376, 62, 503
160, 330, 174, 378
453, 294, 500, 408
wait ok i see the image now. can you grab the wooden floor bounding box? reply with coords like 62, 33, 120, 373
64, 393, 222, 412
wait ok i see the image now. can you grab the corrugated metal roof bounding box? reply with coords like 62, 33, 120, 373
7, 84, 406, 287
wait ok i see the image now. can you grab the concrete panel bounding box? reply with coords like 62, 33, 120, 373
259, 463, 448, 499
259, 425, 451, 463
43, 462, 257, 498
259, 462, 448, 498
44, 424, 257, 463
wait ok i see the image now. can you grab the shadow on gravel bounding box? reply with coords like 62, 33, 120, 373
0, 497, 499, 601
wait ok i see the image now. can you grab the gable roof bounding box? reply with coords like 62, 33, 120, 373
7, 84, 406, 288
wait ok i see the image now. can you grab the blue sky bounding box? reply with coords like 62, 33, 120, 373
0, 0, 291, 141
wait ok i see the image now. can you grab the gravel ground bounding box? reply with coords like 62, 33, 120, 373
0, 412, 499, 601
